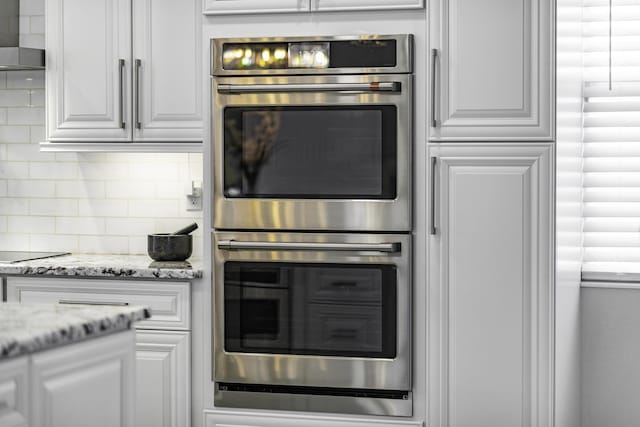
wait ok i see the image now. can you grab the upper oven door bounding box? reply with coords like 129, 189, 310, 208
213, 231, 412, 391
212, 73, 412, 232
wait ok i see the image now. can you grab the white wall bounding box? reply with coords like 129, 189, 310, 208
0, 0, 203, 256
581, 286, 640, 427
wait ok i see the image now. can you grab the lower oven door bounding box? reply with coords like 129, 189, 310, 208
213, 231, 411, 392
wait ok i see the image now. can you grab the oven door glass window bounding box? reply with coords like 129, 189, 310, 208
224, 262, 397, 358
223, 106, 397, 199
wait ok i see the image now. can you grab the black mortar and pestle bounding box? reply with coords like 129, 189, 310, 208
147, 223, 198, 261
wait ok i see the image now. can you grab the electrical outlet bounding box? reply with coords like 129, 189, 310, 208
186, 182, 203, 211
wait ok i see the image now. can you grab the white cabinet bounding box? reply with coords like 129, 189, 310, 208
6, 277, 191, 427
135, 330, 190, 427
428, 143, 554, 427
46, 0, 202, 149
204, 410, 424, 427
311, 0, 423, 11
30, 331, 136, 427
203, 0, 309, 14
202, 0, 423, 14
429, 0, 554, 141
0, 357, 29, 427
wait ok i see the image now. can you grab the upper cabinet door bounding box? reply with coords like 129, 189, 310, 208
133, 0, 202, 141
429, 0, 554, 141
46, 0, 132, 142
311, 0, 423, 11
203, 0, 310, 14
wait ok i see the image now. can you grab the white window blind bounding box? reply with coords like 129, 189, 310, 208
583, 0, 640, 266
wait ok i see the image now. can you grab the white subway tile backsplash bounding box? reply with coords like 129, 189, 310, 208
29, 162, 79, 180
0, 126, 30, 143
8, 179, 54, 198
56, 217, 105, 235
78, 199, 128, 217
0, 233, 30, 251
0, 198, 29, 215
105, 217, 154, 236
19, 16, 30, 34
29, 125, 45, 144
30, 234, 78, 252
7, 216, 54, 233
0, 180, 6, 197
0, 109, 7, 124
29, 16, 44, 34
0, 91, 30, 107
29, 89, 45, 107
55, 181, 105, 199
78, 235, 129, 255
78, 162, 129, 180
6, 71, 44, 89
105, 180, 155, 199
128, 236, 147, 255
20, 0, 45, 17
129, 199, 179, 218
0, 72, 6, 89
7, 143, 40, 161
7, 107, 45, 125
0, 162, 29, 180
29, 198, 78, 216
0, 216, 6, 233
19, 34, 44, 50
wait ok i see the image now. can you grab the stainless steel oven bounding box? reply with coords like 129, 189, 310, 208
210, 35, 413, 232
213, 231, 412, 416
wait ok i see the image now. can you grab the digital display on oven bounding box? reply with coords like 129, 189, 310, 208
222, 42, 330, 70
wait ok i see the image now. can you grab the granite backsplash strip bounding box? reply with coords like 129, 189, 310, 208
0, 254, 202, 279
0, 303, 150, 360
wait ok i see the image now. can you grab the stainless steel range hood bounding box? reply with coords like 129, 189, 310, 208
0, 0, 45, 70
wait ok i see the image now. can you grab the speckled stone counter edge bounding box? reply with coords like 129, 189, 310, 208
0, 254, 203, 280
0, 305, 151, 360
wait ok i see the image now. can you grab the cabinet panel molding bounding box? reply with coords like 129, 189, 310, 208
203, 0, 310, 14
428, 143, 554, 427
429, 0, 554, 140
135, 330, 191, 427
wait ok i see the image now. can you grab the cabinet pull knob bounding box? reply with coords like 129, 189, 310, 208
119, 59, 125, 129
431, 49, 438, 128
135, 59, 142, 130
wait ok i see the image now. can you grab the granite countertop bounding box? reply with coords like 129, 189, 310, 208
0, 303, 151, 360
0, 254, 203, 280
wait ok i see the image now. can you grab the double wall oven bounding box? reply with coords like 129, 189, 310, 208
211, 35, 414, 417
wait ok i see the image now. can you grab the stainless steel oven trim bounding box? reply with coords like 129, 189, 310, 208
211, 34, 413, 76
213, 231, 412, 391
214, 388, 413, 417
212, 73, 413, 232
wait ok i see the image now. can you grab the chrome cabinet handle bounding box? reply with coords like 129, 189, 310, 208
431, 49, 438, 127
58, 300, 129, 307
119, 59, 125, 129
135, 59, 142, 129
217, 82, 401, 94
430, 156, 437, 235
217, 240, 401, 253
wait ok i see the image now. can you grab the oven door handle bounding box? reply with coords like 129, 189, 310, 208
217, 240, 401, 253
217, 82, 401, 94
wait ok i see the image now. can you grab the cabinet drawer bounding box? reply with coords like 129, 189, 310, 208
6, 277, 190, 330
0, 356, 29, 427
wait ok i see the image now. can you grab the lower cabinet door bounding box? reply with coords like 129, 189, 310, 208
135, 330, 190, 427
428, 143, 554, 427
0, 357, 29, 427
30, 330, 136, 427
